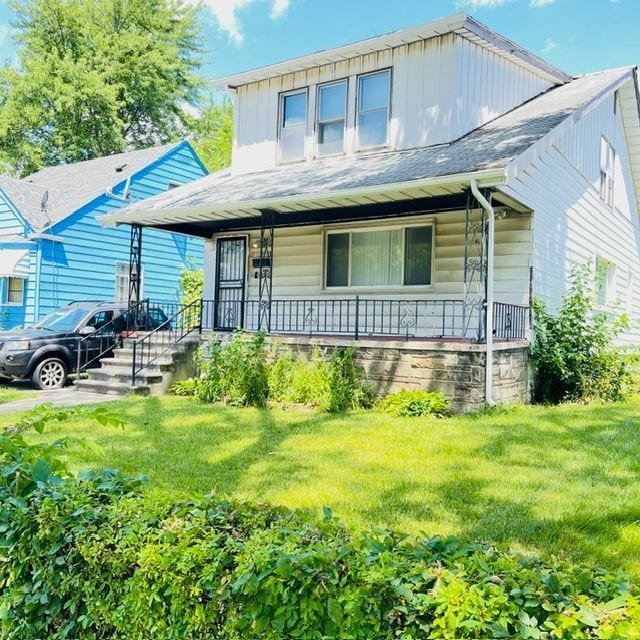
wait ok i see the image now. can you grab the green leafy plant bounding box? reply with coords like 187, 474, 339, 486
378, 389, 450, 417
2, 472, 639, 639
532, 265, 632, 404
180, 266, 204, 308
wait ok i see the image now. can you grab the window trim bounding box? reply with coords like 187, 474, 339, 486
4, 277, 25, 306
115, 261, 144, 303
355, 68, 392, 152
599, 136, 615, 207
595, 256, 616, 307
323, 221, 434, 291
315, 78, 348, 158
277, 87, 309, 165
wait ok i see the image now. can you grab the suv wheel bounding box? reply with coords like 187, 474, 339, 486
32, 357, 68, 390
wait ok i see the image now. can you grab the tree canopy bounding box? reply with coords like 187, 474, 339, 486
189, 98, 233, 173
0, 0, 204, 176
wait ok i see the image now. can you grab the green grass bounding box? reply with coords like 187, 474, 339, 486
0, 383, 36, 405
9, 395, 640, 578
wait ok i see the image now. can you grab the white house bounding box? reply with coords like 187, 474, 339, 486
102, 14, 640, 411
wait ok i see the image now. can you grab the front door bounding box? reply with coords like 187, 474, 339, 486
214, 237, 247, 330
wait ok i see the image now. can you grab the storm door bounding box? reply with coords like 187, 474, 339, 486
214, 237, 247, 330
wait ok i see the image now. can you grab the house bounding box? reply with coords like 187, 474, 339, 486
100, 14, 640, 412
0, 141, 207, 329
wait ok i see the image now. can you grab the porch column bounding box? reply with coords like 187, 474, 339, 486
258, 209, 275, 331
128, 224, 143, 306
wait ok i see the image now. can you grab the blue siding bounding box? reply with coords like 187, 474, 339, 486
18, 142, 207, 326
0, 191, 28, 238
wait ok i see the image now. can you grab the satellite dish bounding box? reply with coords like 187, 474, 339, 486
40, 190, 49, 212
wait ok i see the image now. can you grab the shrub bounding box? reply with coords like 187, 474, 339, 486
532, 266, 632, 404
379, 389, 449, 417
197, 331, 270, 407
180, 266, 204, 308
2, 473, 640, 639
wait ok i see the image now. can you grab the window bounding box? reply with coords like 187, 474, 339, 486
279, 89, 307, 162
316, 80, 347, 156
326, 225, 432, 288
115, 262, 143, 303
596, 257, 615, 306
5, 277, 24, 305
599, 137, 615, 207
85, 310, 115, 332
356, 69, 391, 149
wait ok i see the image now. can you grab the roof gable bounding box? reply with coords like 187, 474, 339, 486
0, 141, 204, 231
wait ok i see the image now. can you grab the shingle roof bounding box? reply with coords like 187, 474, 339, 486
114, 68, 631, 220
0, 143, 181, 231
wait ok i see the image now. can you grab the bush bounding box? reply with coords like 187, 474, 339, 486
532, 266, 633, 404
2, 475, 640, 639
197, 331, 270, 407
379, 389, 449, 417
175, 335, 371, 412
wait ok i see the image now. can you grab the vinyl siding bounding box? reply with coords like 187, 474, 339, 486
29, 143, 206, 324
504, 89, 640, 343
207, 211, 532, 303
232, 34, 554, 173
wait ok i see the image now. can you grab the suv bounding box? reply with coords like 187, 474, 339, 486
0, 301, 170, 390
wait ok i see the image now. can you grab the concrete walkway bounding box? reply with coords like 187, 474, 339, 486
0, 388, 120, 414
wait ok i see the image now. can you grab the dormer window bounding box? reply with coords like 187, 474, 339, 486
317, 80, 347, 156
279, 89, 307, 163
356, 69, 391, 150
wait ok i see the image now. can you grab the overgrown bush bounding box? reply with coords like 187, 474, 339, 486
378, 389, 449, 417
180, 266, 204, 308
532, 266, 633, 404
3, 473, 640, 638
175, 334, 371, 412
197, 331, 269, 407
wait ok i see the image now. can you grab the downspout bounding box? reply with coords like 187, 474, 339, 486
470, 180, 495, 406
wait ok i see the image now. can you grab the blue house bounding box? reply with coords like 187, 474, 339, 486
0, 141, 207, 329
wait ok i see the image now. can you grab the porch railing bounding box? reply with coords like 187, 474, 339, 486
201, 298, 529, 342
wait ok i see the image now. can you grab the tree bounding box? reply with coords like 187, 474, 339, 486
189, 98, 233, 172
0, 0, 204, 176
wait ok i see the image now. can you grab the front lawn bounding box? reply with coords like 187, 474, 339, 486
11, 395, 640, 578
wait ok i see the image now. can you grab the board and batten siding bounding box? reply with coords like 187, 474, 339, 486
232, 34, 555, 174
33, 143, 206, 322
203, 211, 532, 308
504, 89, 640, 343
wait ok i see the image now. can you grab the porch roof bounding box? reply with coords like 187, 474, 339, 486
100, 68, 631, 236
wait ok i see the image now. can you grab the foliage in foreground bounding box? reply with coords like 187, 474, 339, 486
174, 332, 371, 412
2, 405, 640, 639
378, 389, 449, 417
532, 267, 633, 404
2, 474, 639, 639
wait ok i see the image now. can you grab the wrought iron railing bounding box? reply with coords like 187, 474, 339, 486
201, 298, 529, 342
130, 299, 202, 386
75, 299, 149, 379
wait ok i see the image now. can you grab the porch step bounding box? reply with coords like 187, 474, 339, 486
77, 334, 199, 397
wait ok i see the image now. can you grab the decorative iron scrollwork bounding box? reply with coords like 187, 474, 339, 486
399, 302, 417, 330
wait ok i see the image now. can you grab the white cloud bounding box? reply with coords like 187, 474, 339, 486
529, 0, 555, 6
195, 0, 292, 44
541, 37, 557, 53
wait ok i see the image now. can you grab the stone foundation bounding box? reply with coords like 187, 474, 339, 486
260, 336, 530, 413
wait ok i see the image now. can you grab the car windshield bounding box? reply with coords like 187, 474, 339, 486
33, 308, 88, 332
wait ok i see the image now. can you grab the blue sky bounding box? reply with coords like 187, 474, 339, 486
0, 0, 638, 80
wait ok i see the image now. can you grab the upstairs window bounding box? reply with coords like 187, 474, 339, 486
279, 89, 307, 163
599, 137, 615, 207
326, 225, 432, 288
115, 262, 143, 303
316, 80, 347, 156
356, 69, 391, 150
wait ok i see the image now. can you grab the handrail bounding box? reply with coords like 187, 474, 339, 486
75, 299, 150, 379
131, 299, 202, 387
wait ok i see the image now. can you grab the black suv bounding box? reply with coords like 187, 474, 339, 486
0, 301, 169, 390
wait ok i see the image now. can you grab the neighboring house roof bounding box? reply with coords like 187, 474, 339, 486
104, 67, 634, 227
0, 142, 184, 231
213, 14, 570, 89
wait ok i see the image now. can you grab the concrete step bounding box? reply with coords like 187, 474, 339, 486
121, 334, 201, 348
87, 367, 163, 385
101, 356, 176, 370
114, 346, 187, 360
75, 378, 150, 396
